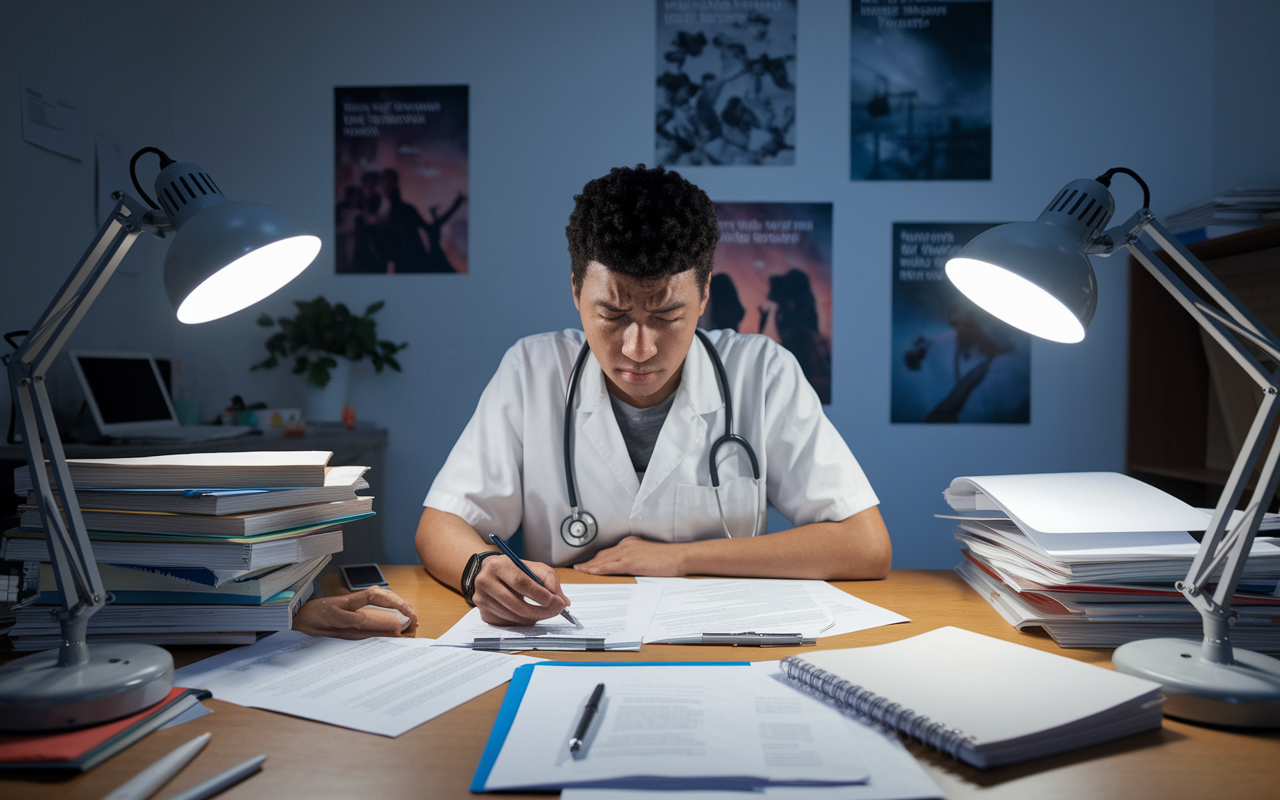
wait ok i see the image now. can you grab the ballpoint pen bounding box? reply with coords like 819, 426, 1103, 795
568, 682, 605, 756
471, 636, 607, 651
662, 632, 817, 646
167, 753, 266, 800
488, 533, 581, 626
102, 731, 212, 800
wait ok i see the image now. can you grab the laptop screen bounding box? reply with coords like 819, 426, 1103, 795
71, 353, 177, 432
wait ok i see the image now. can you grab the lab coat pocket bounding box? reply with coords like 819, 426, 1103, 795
674, 477, 759, 541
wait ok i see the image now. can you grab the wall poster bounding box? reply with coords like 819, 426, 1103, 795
656, 0, 797, 166
850, 0, 992, 180
891, 222, 1030, 423
334, 85, 468, 274
702, 203, 833, 403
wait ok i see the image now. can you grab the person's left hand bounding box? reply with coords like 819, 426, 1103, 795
572, 536, 686, 577
291, 586, 419, 640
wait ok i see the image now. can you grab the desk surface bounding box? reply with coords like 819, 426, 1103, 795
3, 568, 1277, 799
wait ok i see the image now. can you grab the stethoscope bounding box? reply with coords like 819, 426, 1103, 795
560, 330, 761, 547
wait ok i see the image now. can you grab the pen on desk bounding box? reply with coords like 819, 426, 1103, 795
166, 754, 266, 800
663, 632, 817, 646
487, 533, 581, 626
101, 731, 212, 800
471, 637, 607, 651
569, 682, 605, 756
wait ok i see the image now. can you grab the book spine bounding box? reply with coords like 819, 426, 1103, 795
780, 657, 977, 761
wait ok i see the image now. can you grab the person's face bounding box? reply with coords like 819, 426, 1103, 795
574, 261, 710, 409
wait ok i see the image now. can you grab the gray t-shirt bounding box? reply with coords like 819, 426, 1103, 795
608, 390, 676, 479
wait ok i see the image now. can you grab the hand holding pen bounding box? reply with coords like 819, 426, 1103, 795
474, 533, 580, 627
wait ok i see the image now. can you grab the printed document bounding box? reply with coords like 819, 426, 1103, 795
481, 663, 870, 792
174, 631, 536, 736
637, 578, 906, 642
435, 583, 663, 650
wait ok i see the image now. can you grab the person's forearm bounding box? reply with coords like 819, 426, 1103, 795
414, 507, 496, 592
675, 506, 891, 580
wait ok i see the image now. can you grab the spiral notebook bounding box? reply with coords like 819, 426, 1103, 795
780, 626, 1164, 769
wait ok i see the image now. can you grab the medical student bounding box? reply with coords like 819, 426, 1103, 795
415, 165, 891, 626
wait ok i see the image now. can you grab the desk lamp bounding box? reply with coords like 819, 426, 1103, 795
944, 167, 1280, 727
0, 147, 319, 730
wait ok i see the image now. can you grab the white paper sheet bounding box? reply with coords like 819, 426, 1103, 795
483, 663, 869, 792
174, 631, 536, 737
561, 663, 940, 799
638, 578, 905, 642
435, 583, 663, 650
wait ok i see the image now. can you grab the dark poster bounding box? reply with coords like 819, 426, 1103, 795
656, 0, 797, 166
850, 0, 992, 180
335, 85, 468, 274
701, 203, 833, 403
891, 222, 1030, 423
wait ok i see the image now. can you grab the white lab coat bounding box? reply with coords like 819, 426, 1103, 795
424, 329, 878, 566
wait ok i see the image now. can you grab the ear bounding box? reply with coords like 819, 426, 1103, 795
571, 272, 581, 312
698, 274, 712, 316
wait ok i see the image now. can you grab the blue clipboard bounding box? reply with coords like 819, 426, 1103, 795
470, 660, 749, 793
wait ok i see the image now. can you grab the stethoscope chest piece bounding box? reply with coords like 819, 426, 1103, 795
560, 510, 598, 547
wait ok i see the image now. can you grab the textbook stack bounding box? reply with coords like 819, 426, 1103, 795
1162, 187, 1280, 244
942, 472, 1280, 651
1, 451, 373, 651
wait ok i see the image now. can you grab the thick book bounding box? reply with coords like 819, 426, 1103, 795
36, 555, 331, 605
33, 466, 368, 515
0, 687, 208, 771
14, 450, 336, 491
20, 496, 372, 537
1, 527, 344, 570
780, 627, 1164, 769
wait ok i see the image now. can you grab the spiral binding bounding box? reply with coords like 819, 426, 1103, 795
780, 656, 978, 761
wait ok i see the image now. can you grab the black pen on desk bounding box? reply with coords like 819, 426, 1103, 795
487, 533, 581, 626
569, 682, 605, 756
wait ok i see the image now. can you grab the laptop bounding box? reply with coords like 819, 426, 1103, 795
68, 351, 254, 442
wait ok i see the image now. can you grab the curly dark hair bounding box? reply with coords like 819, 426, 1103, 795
567, 165, 719, 295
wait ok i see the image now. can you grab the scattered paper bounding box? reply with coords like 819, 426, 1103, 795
435, 583, 663, 650
174, 631, 536, 737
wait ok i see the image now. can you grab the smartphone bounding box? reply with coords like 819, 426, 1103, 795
340, 563, 389, 591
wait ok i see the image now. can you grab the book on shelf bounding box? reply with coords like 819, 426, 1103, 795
14, 450, 337, 491
780, 626, 1164, 769
0, 687, 210, 771
35, 465, 369, 515
19, 495, 373, 537
35, 554, 331, 605
0, 527, 344, 570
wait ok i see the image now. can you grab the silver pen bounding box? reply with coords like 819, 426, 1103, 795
471, 637, 607, 651
101, 731, 211, 800
167, 754, 266, 800
664, 631, 817, 646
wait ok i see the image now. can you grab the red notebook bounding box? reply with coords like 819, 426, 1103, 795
0, 687, 209, 771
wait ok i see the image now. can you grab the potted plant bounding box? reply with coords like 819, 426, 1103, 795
253, 296, 407, 422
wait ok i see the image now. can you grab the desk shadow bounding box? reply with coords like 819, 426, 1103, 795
903, 725, 1187, 788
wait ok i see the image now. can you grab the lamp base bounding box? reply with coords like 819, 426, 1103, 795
1113, 637, 1280, 728
0, 643, 173, 731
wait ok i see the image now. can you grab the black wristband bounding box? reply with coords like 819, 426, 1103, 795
461, 551, 503, 606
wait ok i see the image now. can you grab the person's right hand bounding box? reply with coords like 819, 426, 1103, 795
472, 556, 571, 626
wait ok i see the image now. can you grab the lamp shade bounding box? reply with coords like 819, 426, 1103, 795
153, 159, 319, 324
945, 178, 1115, 344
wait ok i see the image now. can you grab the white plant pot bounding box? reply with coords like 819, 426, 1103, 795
304, 357, 351, 423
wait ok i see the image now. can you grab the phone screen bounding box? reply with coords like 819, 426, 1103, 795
342, 564, 387, 588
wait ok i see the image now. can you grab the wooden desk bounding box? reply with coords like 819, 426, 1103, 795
2, 569, 1277, 799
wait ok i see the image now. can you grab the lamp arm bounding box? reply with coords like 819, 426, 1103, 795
1115, 213, 1280, 664
4, 193, 167, 667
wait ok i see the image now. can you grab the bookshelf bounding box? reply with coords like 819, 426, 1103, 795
1127, 223, 1280, 508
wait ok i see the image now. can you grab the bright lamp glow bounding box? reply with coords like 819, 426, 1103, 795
176, 234, 321, 323
946, 257, 1086, 344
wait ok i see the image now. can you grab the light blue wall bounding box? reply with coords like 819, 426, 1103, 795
7, 1, 1259, 569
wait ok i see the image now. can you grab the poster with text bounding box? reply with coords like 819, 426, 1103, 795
656, 0, 797, 166
335, 85, 468, 274
891, 222, 1029, 423
850, 0, 991, 180
702, 203, 833, 403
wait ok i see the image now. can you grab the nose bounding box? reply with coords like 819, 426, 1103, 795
621, 321, 658, 363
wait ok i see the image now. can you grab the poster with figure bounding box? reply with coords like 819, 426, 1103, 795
891, 222, 1030, 423
850, 0, 991, 180
656, 0, 797, 166
334, 85, 468, 274
701, 203, 833, 403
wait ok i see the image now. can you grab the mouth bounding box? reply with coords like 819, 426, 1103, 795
617, 368, 660, 383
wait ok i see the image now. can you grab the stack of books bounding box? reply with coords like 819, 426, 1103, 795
1162, 188, 1280, 244
943, 472, 1280, 651
1, 451, 372, 651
